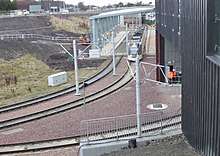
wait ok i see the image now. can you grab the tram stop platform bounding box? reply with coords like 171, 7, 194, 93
100, 31, 126, 56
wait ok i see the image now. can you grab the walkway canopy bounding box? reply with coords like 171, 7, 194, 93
90, 7, 154, 48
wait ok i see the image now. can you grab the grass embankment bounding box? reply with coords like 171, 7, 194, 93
0, 54, 109, 106
50, 15, 89, 34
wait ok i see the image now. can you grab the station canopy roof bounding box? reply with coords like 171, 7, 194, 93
90, 7, 154, 20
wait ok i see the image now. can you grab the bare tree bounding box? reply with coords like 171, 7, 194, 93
78, 2, 87, 11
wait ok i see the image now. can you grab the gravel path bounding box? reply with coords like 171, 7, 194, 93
146, 27, 156, 55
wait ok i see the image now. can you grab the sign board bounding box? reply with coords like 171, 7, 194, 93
29, 5, 42, 13
120, 15, 124, 25
89, 49, 100, 58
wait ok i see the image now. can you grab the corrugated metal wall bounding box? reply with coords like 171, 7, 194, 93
155, 0, 180, 48
156, 30, 165, 81
156, 0, 220, 155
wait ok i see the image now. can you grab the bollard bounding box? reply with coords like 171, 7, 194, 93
160, 111, 163, 134
86, 122, 89, 143
128, 139, 137, 149
115, 117, 119, 140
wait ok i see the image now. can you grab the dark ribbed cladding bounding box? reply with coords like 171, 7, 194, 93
156, 0, 220, 155
156, 31, 165, 81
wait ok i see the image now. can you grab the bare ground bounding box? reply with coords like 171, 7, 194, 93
0, 15, 108, 105
102, 135, 200, 156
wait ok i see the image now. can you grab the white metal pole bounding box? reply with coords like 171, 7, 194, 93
136, 55, 141, 137
73, 40, 80, 96
132, 16, 134, 31
126, 23, 129, 56
83, 80, 86, 116
139, 13, 142, 27
112, 29, 116, 76
136, 15, 138, 29
92, 19, 96, 49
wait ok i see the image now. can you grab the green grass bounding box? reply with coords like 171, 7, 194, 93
0, 54, 109, 106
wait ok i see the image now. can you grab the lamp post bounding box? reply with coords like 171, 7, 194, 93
126, 23, 129, 56
112, 28, 116, 76
83, 80, 87, 112
80, 77, 89, 119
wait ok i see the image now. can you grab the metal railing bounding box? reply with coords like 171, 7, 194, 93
0, 33, 78, 41
80, 108, 181, 143
140, 62, 182, 85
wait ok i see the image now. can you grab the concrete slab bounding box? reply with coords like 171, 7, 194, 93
1, 128, 24, 135
101, 31, 126, 56
80, 129, 182, 156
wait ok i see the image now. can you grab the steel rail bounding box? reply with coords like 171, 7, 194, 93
0, 116, 181, 154
0, 62, 132, 129
0, 57, 121, 114
0, 35, 126, 113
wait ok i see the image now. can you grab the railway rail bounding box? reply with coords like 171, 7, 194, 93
0, 115, 181, 154
0, 27, 128, 113
0, 59, 182, 154
0, 56, 120, 114
0, 29, 129, 131
0, 27, 182, 155
0, 57, 131, 129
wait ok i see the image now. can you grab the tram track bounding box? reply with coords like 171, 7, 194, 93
0, 27, 182, 155
0, 35, 128, 129
0, 58, 132, 129
0, 115, 181, 155
0, 56, 182, 155
0, 57, 116, 114
0, 32, 128, 114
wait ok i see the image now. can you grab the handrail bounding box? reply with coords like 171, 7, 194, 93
0, 33, 78, 41
80, 108, 181, 143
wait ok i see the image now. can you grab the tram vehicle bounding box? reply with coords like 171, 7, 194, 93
127, 43, 143, 61
127, 30, 144, 61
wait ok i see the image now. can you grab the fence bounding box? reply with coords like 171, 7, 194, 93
80, 108, 181, 143
0, 34, 78, 41
141, 62, 182, 85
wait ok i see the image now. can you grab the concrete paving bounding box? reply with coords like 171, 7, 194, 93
0, 27, 182, 156
102, 135, 200, 156
146, 27, 156, 56
0, 55, 181, 146
101, 31, 126, 56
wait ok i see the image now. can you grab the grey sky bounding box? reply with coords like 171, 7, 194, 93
64, 0, 155, 6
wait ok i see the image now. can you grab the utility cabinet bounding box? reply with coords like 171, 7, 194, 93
48, 72, 67, 86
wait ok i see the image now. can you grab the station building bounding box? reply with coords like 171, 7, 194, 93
156, 0, 220, 155
41, 0, 66, 12
16, 0, 35, 10
16, 0, 66, 12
